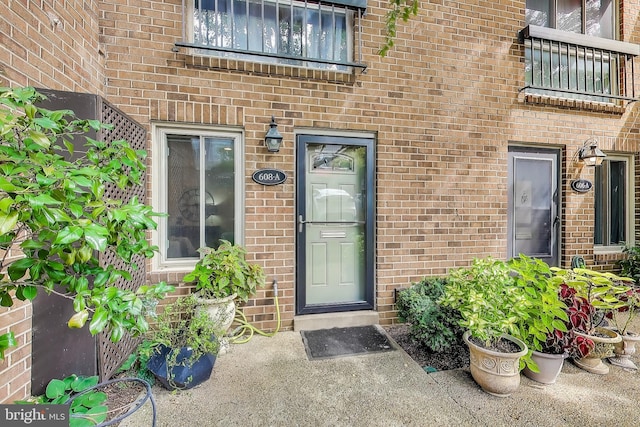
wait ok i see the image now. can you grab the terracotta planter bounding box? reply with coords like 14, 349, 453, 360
463, 331, 528, 397
522, 351, 568, 384
573, 327, 622, 374
609, 332, 640, 370
195, 293, 237, 333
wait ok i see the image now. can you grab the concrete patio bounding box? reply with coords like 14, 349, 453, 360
120, 329, 640, 427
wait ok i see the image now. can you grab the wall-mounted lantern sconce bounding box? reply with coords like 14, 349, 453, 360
264, 116, 283, 152
578, 138, 606, 166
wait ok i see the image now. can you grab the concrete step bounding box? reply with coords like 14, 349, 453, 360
293, 311, 379, 331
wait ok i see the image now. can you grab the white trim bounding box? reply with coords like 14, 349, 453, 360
150, 122, 245, 272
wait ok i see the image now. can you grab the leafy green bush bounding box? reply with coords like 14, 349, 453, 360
618, 245, 640, 284
16, 375, 107, 427
395, 277, 462, 352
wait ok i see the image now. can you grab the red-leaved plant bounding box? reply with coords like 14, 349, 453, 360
540, 284, 595, 359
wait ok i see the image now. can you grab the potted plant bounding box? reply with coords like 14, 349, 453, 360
606, 284, 640, 369
521, 283, 596, 384
551, 267, 632, 374
507, 255, 575, 384
183, 240, 266, 333
146, 294, 221, 390
612, 246, 640, 369
440, 257, 528, 397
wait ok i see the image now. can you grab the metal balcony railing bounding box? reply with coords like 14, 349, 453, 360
519, 25, 640, 104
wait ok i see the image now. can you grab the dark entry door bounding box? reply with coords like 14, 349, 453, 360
296, 135, 375, 315
508, 147, 560, 266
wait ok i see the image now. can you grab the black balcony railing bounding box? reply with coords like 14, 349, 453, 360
519, 25, 639, 104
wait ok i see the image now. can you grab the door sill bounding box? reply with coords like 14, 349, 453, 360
293, 311, 379, 331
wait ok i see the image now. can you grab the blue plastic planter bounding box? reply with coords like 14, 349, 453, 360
147, 345, 216, 390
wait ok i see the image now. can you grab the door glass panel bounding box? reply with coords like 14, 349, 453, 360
512, 156, 554, 258
305, 143, 366, 305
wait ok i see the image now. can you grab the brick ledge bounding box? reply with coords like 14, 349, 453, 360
524, 93, 626, 114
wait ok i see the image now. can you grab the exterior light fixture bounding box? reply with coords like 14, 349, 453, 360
578, 138, 606, 166
264, 116, 283, 152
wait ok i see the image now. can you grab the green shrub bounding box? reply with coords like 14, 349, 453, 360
618, 245, 640, 284
16, 375, 107, 427
395, 277, 462, 352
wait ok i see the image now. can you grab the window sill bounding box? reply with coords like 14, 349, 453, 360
523, 93, 626, 114
593, 249, 626, 265
179, 48, 358, 85
149, 264, 197, 285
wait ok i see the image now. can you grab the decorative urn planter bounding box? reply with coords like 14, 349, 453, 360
522, 351, 568, 384
608, 333, 640, 370
195, 293, 237, 333
573, 327, 622, 374
463, 331, 528, 397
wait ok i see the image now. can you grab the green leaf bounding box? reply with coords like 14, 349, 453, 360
0, 176, 19, 192
83, 224, 109, 251
0, 211, 19, 235
54, 226, 84, 245
20, 285, 37, 301
71, 375, 99, 392
45, 379, 67, 399
0, 331, 18, 359
89, 309, 109, 335
0, 292, 14, 307
28, 130, 51, 148
7, 257, 36, 281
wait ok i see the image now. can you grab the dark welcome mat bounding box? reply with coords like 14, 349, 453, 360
301, 325, 396, 360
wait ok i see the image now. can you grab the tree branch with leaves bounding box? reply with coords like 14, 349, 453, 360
379, 0, 419, 57
0, 87, 173, 359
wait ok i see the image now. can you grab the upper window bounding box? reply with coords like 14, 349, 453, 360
594, 155, 634, 249
526, 0, 615, 39
522, 0, 638, 104
185, 0, 356, 70
152, 124, 244, 269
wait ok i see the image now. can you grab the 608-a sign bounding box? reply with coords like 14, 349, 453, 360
252, 168, 287, 186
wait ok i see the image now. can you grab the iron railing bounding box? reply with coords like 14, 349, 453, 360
519, 25, 639, 104
177, 0, 366, 71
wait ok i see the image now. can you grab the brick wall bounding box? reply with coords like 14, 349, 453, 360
0, 0, 104, 93
97, 0, 640, 328
0, 300, 32, 403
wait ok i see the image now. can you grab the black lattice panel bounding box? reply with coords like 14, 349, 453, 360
97, 100, 148, 381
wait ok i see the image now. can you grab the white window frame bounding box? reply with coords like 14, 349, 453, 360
151, 122, 245, 272
594, 153, 635, 253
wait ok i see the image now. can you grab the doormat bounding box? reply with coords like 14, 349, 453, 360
300, 325, 396, 360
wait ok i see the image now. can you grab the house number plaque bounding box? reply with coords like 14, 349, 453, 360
252, 168, 287, 186
571, 179, 593, 193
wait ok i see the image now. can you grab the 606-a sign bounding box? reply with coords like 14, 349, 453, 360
252, 168, 287, 186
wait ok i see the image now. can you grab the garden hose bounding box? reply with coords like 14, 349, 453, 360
227, 279, 281, 344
